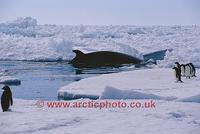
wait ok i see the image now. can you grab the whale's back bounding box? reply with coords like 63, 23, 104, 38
70, 50, 142, 68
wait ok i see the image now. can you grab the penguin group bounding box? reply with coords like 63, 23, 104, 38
173, 62, 196, 82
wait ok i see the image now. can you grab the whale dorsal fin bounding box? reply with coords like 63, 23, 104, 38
73, 50, 84, 57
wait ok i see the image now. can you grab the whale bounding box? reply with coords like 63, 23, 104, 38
69, 49, 169, 68
70, 50, 142, 68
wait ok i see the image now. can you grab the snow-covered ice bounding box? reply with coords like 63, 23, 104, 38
56, 68, 200, 134
0, 69, 200, 134
100, 86, 177, 101
179, 94, 200, 103
0, 76, 21, 85
0, 68, 199, 133
1, 17, 200, 67
0, 69, 21, 85
0, 98, 199, 134
59, 68, 200, 101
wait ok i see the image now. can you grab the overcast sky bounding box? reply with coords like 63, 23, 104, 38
0, 0, 200, 25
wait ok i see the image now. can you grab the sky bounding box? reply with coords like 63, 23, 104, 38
0, 0, 200, 25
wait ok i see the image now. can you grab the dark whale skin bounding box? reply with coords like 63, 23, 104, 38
70, 50, 142, 68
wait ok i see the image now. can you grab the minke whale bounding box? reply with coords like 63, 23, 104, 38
70, 49, 169, 68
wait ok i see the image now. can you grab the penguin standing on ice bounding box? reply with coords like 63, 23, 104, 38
180, 64, 186, 77
188, 63, 196, 77
175, 62, 181, 70
173, 67, 183, 82
173, 62, 183, 82
185, 64, 192, 79
1, 85, 13, 112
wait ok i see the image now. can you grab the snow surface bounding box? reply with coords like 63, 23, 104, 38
58, 68, 200, 134
179, 94, 200, 103
100, 86, 177, 101
0, 98, 199, 134
59, 68, 200, 101
0, 68, 199, 133
1, 17, 200, 67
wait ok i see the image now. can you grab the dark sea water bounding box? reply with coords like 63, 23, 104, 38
0, 61, 137, 100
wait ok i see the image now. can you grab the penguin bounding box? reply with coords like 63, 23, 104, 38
1, 85, 13, 112
180, 64, 186, 77
188, 63, 196, 77
172, 66, 183, 82
175, 62, 181, 70
185, 64, 192, 79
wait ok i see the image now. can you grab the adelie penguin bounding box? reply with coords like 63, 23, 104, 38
185, 64, 191, 79
188, 63, 196, 77
181, 63, 196, 79
180, 64, 186, 77
1, 85, 13, 112
175, 62, 181, 70
173, 62, 183, 82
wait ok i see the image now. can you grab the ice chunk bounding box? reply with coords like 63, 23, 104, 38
179, 94, 200, 103
100, 86, 176, 100
0, 76, 21, 85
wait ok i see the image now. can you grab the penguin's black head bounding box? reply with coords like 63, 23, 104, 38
2, 85, 10, 91
175, 62, 179, 65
